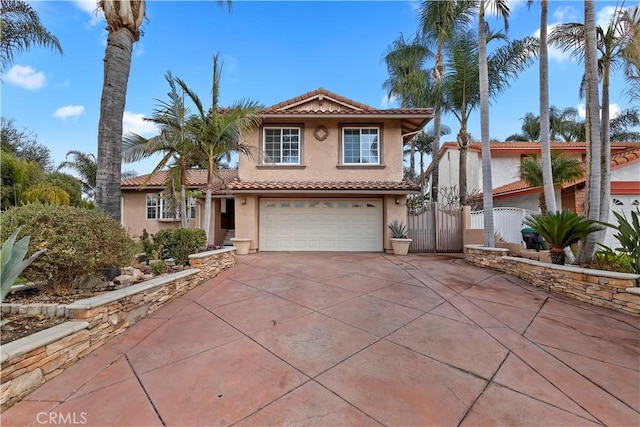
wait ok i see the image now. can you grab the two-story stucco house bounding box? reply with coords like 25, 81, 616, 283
228, 88, 432, 253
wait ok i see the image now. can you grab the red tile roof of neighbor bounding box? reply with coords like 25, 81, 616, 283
227, 180, 421, 192
121, 169, 238, 189
493, 145, 640, 197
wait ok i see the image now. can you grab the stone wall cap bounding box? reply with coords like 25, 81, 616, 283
464, 245, 509, 253
67, 269, 200, 310
502, 256, 640, 280
626, 287, 640, 295
1, 321, 89, 363
188, 247, 236, 260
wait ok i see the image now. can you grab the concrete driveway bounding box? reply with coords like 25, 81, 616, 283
3, 253, 639, 426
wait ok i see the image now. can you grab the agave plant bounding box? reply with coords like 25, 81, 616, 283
523, 210, 604, 265
388, 220, 409, 239
1, 226, 44, 303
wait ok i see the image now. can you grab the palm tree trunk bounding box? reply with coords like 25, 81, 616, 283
431, 107, 441, 203
203, 158, 214, 243
539, 0, 556, 213
478, 1, 495, 248
409, 137, 416, 179
96, 29, 134, 221
580, 0, 602, 263
180, 160, 188, 228
457, 122, 469, 206
420, 150, 425, 194
599, 65, 611, 227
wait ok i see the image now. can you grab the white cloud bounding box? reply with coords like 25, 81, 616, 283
53, 105, 85, 119
56, 79, 71, 88
379, 94, 399, 109
532, 24, 574, 64
3, 65, 46, 90
577, 103, 621, 120
596, 5, 618, 28
73, 0, 103, 26
552, 5, 579, 23
123, 111, 158, 137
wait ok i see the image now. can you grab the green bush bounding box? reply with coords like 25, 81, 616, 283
152, 228, 206, 265
0, 203, 136, 288
598, 208, 640, 274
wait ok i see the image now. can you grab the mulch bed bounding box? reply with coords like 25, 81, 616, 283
1, 313, 68, 344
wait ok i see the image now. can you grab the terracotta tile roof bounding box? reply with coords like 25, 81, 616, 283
121, 169, 238, 189
262, 87, 432, 116
424, 141, 640, 179
493, 146, 640, 197
227, 180, 420, 192
264, 88, 375, 112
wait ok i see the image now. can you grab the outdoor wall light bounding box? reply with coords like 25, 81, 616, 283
241, 197, 247, 205
395, 197, 401, 205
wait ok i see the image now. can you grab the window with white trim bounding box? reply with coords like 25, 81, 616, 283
263, 127, 300, 164
342, 127, 379, 164
146, 193, 196, 220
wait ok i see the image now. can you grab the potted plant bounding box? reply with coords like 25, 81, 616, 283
523, 210, 604, 265
388, 220, 412, 256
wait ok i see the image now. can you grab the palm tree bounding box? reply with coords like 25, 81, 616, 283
58, 151, 97, 199
505, 112, 540, 141
478, 0, 511, 248
0, 0, 62, 70
176, 54, 262, 242
404, 125, 451, 194
419, 0, 474, 203
383, 34, 431, 178
123, 71, 199, 227
621, 7, 640, 103
519, 153, 584, 214
95, 0, 146, 220
550, 4, 638, 235
528, 0, 557, 225
440, 29, 538, 206
581, 0, 603, 262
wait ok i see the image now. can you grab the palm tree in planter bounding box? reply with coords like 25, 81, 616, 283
523, 210, 604, 265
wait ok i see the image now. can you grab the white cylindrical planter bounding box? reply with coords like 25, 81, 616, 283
230, 238, 252, 255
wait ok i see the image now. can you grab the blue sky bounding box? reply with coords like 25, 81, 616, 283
2, 0, 636, 176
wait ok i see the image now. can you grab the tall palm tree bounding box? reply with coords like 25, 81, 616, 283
478, 0, 510, 248
0, 0, 62, 70
528, 0, 557, 222
58, 150, 97, 200
621, 7, 640, 103
581, 0, 603, 262
176, 54, 262, 242
404, 125, 451, 193
383, 34, 432, 178
419, 0, 474, 203
441, 29, 538, 205
550, 4, 638, 235
123, 71, 199, 227
505, 112, 540, 141
95, 0, 146, 221
519, 153, 584, 214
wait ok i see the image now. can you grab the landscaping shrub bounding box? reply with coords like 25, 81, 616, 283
151, 228, 206, 265
598, 208, 640, 274
0, 203, 136, 288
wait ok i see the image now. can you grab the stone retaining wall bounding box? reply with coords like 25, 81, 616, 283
0, 247, 236, 411
465, 245, 640, 316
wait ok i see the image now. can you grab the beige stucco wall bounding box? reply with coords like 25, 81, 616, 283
122, 191, 224, 245
239, 119, 404, 182
383, 195, 408, 253
234, 195, 260, 253
437, 148, 481, 194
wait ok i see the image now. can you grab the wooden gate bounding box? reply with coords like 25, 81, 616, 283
407, 203, 463, 253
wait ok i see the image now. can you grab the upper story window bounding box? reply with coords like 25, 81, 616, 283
343, 127, 380, 164
146, 193, 196, 220
263, 127, 300, 164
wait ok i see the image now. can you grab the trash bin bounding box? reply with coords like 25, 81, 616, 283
521, 227, 545, 251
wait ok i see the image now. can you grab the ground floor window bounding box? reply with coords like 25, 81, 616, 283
146, 193, 196, 220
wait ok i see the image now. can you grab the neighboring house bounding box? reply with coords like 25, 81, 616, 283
425, 141, 640, 247
121, 169, 237, 245
228, 88, 431, 253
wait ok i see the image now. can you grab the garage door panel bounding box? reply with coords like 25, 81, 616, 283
259, 198, 383, 252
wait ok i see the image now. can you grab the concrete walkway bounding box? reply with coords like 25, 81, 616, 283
3, 253, 639, 426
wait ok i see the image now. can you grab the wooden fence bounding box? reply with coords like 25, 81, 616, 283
407, 204, 463, 253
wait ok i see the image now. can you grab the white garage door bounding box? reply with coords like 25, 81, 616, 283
259, 199, 383, 252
